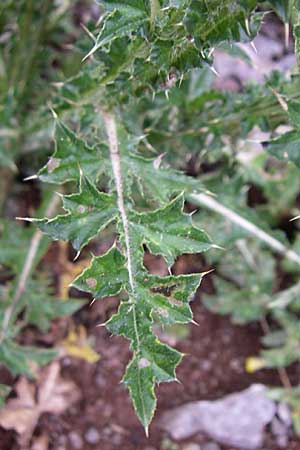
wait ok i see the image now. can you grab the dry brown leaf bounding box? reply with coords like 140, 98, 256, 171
60, 324, 100, 363
57, 241, 89, 299
0, 361, 79, 447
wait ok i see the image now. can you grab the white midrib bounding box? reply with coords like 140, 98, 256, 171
102, 111, 148, 431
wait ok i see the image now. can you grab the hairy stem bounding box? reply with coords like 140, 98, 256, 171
102, 111, 135, 291
188, 192, 300, 266
150, 0, 160, 28
0, 193, 61, 343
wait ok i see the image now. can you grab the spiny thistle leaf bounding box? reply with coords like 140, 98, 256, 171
116, 124, 206, 202
263, 130, 300, 166
34, 111, 213, 430
72, 243, 205, 427
85, 9, 148, 59
184, 0, 259, 49
127, 194, 212, 266
39, 119, 104, 184
84, 0, 261, 99
36, 175, 118, 252
72, 246, 129, 298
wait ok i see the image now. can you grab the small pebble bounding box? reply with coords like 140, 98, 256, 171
68, 431, 83, 450
182, 443, 201, 450
276, 434, 289, 448
57, 436, 67, 446
84, 427, 100, 445
200, 360, 212, 372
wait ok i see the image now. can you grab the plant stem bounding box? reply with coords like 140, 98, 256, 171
103, 111, 149, 435
188, 192, 300, 266
0, 193, 61, 343
102, 111, 135, 291
260, 317, 292, 389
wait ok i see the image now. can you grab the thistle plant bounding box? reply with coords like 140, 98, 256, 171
2, 0, 300, 434
30, 0, 262, 431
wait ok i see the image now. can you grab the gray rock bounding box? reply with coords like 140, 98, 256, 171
68, 431, 83, 450
160, 384, 276, 449
84, 427, 100, 445
271, 417, 289, 448
271, 417, 289, 436
277, 402, 292, 427
202, 443, 221, 450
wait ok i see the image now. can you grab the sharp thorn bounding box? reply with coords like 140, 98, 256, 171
73, 251, 80, 261
23, 174, 38, 181
246, 139, 263, 144
285, 22, 290, 50
209, 65, 220, 77
80, 23, 96, 43
202, 268, 215, 277
82, 46, 96, 62
15, 216, 35, 222
208, 47, 215, 58
49, 107, 58, 119
250, 41, 258, 54
245, 17, 251, 37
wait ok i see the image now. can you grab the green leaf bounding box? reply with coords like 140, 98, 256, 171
0, 384, 11, 408
72, 246, 129, 298
36, 175, 118, 252
0, 340, 56, 376
142, 273, 201, 325
85, 2, 148, 59
183, 0, 259, 49
123, 336, 181, 430
128, 194, 212, 266
39, 119, 104, 184
107, 300, 182, 428
116, 124, 207, 202
73, 241, 204, 428
123, 153, 205, 203
24, 284, 85, 332
263, 130, 300, 166
288, 99, 300, 128
123, 354, 156, 430
266, 0, 292, 22
99, 0, 148, 14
